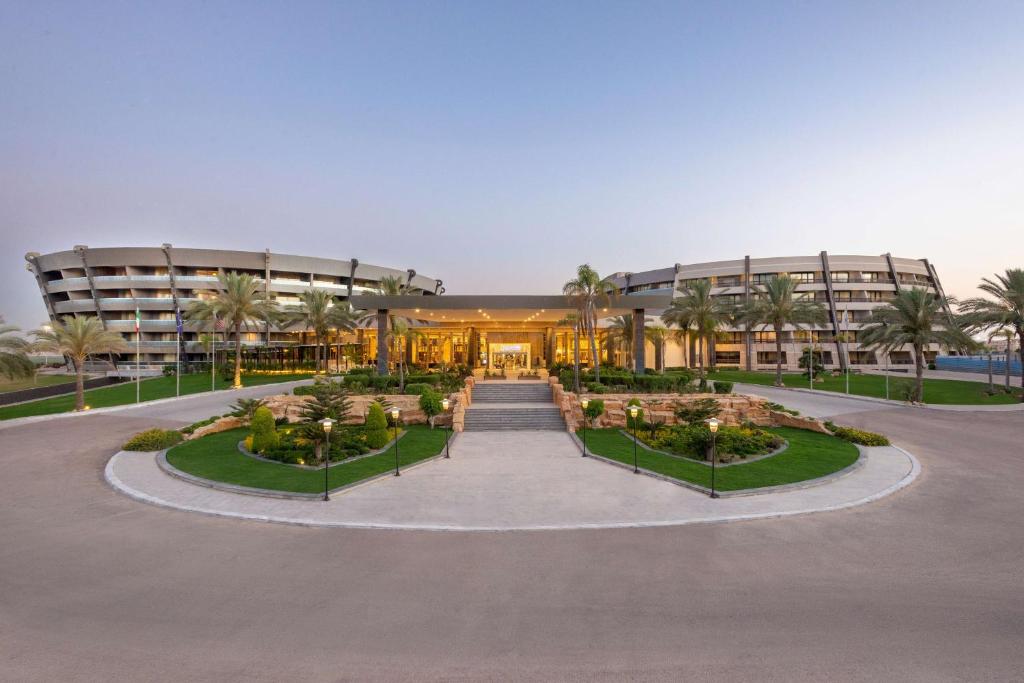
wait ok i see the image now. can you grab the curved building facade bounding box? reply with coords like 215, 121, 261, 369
25, 246, 442, 365
609, 252, 954, 371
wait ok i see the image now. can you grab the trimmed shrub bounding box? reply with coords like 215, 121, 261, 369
293, 384, 317, 396
404, 383, 432, 395
250, 406, 279, 453
625, 398, 644, 429
123, 428, 183, 451
405, 374, 441, 386
364, 402, 391, 448
824, 421, 890, 446
368, 374, 399, 391
713, 380, 734, 394
582, 398, 605, 420
419, 389, 443, 427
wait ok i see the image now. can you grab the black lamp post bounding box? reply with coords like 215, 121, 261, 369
320, 417, 334, 501
442, 397, 451, 458
628, 405, 640, 473
580, 398, 589, 456
708, 417, 720, 498
390, 406, 401, 476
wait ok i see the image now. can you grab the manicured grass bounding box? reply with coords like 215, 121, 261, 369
0, 374, 76, 394
708, 369, 1022, 405
579, 426, 860, 491
0, 372, 313, 420
166, 425, 450, 493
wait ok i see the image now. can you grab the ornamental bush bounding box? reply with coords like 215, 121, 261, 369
582, 398, 605, 420
364, 402, 391, 448
625, 398, 644, 429
249, 406, 279, 453
404, 383, 432, 395
824, 421, 890, 446
713, 380, 734, 394
123, 428, 183, 451
419, 389, 443, 427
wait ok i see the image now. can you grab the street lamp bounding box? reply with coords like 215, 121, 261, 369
390, 406, 401, 476
628, 405, 640, 474
580, 398, 589, 457
319, 418, 334, 501
707, 417, 720, 498
441, 397, 451, 458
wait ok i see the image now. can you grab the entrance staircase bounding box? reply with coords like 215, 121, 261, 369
464, 381, 566, 431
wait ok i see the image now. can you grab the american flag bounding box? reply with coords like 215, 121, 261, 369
213, 316, 225, 331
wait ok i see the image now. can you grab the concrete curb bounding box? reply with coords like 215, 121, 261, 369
236, 430, 409, 470
0, 379, 314, 431
615, 428, 789, 468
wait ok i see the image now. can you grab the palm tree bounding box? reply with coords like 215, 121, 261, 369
0, 318, 34, 380
959, 268, 1024, 401
185, 272, 278, 389
645, 325, 668, 372
859, 288, 972, 403
734, 275, 828, 387
662, 279, 732, 385
385, 319, 423, 392
326, 301, 362, 372
358, 274, 414, 374
33, 316, 127, 410
556, 312, 583, 393
563, 264, 617, 382
283, 288, 335, 373
604, 314, 635, 370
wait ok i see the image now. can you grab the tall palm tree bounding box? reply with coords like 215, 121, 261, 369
358, 274, 414, 374
326, 301, 362, 372
959, 268, 1024, 400
662, 279, 732, 385
33, 316, 127, 410
283, 288, 335, 373
385, 319, 424, 392
0, 318, 34, 380
556, 312, 583, 393
563, 264, 617, 382
605, 314, 636, 370
645, 325, 668, 372
735, 275, 828, 387
859, 288, 972, 403
185, 272, 278, 389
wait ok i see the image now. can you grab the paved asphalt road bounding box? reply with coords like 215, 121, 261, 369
1, 389, 1022, 681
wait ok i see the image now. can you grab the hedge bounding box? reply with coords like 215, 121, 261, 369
124, 428, 183, 451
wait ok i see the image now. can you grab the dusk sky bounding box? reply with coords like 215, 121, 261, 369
2, 1, 1022, 329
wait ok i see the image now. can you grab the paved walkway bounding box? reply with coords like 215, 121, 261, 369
107, 430, 917, 531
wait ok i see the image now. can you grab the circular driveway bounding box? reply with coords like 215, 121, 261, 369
2, 390, 1023, 680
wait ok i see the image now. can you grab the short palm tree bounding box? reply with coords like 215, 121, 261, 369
326, 301, 362, 372
645, 325, 668, 372
563, 264, 617, 381
605, 314, 636, 370
859, 288, 972, 403
185, 272, 278, 389
283, 288, 335, 373
556, 312, 583, 393
735, 275, 828, 387
959, 268, 1024, 400
385, 318, 424, 392
33, 316, 127, 410
0, 318, 34, 380
662, 279, 732, 385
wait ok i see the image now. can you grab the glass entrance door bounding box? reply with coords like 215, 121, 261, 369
488, 343, 531, 370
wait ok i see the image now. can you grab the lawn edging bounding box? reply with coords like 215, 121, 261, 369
236, 430, 410, 470
570, 431, 867, 497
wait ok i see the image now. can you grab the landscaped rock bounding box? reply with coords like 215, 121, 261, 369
188, 416, 245, 440
559, 391, 777, 430
770, 409, 832, 434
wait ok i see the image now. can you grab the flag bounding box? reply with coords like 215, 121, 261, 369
175, 309, 183, 334
134, 307, 141, 333
214, 316, 225, 331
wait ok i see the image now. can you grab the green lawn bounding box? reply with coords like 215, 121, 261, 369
579, 426, 860, 491
166, 425, 450, 493
0, 372, 313, 420
708, 369, 1022, 405
0, 374, 76, 394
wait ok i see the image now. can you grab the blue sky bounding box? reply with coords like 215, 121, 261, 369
2, 1, 1022, 328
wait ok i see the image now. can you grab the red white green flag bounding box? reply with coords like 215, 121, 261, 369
134, 307, 141, 332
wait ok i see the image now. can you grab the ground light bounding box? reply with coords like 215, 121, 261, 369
441, 398, 451, 458
628, 405, 639, 473
319, 418, 334, 501
580, 398, 589, 456
707, 417, 720, 499
390, 407, 401, 476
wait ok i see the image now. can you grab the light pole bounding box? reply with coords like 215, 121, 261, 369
843, 312, 850, 395
580, 398, 589, 457
808, 344, 814, 390
628, 405, 639, 473
885, 352, 890, 400
390, 406, 401, 476
442, 398, 451, 458
319, 418, 333, 501
708, 417, 720, 498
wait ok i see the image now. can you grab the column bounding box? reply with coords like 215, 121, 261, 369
633, 308, 646, 372
376, 309, 389, 375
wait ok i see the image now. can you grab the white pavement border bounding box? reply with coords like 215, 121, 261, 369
105, 430, 920, 532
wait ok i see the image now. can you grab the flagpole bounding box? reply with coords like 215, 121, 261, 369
211, 322, 216, 392
135, 307, 141, 404
175, 310, 181, 397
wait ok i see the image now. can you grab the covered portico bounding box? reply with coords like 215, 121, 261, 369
348, 294, 671, 375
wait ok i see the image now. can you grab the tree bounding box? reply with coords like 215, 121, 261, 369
645, 325, 668, 372
735, 275, 828, 387
185, 272, 278, 389
661, 279, 732, 386
298, 379, 353, 424
673, 397, 720, 424
384, 319, 424, 392
283, 288, 335, 373
556, 312, 583, 393
230, 397, 267, 424
0, 318, 34, 380
859, 288, 972, 403
33, 316, 127, 411
563, 264, 617, 382
605, 314, 637, 370
359, 275, 414, 374
959, 268, 1024, 401
419, 389, 443, 428
326, 301, 362, 372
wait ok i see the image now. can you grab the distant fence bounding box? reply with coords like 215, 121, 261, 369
0, 376, 125, 406
936, 355, 1022, 376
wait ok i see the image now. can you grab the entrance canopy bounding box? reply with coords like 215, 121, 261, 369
348, 294, 673, 324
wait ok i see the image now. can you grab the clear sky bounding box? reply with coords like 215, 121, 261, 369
2, 1, 1022, 329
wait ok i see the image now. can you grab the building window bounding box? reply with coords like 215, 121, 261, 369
752, 273, 777, 284
753, 331, 777, 343
714, 351, 741, 365
757, 351, 786, 364
790, 272, 815, 283
831, 271, 850, 282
